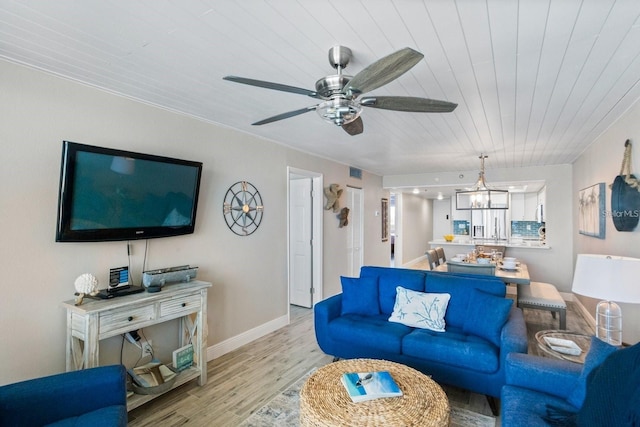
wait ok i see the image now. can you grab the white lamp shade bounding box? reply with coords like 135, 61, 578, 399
571, 254, 640, 304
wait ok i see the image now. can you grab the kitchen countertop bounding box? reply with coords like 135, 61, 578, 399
429, 239, 550, 249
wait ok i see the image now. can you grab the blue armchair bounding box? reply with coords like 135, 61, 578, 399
501, 338, 640, 426
0, 364, 127, 427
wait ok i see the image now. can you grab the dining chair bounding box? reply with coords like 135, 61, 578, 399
425, 249, 439, 270
435, 247, 446, 265
447, 261, 496, 276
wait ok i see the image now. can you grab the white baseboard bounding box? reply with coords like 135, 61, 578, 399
563, 292, 596, 330
206, 314, 289, 361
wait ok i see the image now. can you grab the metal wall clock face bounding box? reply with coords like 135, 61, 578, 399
223, 181, 264, 236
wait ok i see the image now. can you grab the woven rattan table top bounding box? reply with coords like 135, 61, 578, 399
300, 359, 450, 427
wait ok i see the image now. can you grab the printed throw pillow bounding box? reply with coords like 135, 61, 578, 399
340, 276, 380, 316
462, 288, 513, 346
388, 286, 450, 332
566, 336, 618, 408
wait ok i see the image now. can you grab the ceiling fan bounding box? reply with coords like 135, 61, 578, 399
223, 46, 457, 136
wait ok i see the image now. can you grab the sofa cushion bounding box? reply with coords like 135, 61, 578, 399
360, 266, 426, 315
462, 288, 513, 346
402, 326, 500, 373
388, 286, 450, 332
340, 276, 380, 316
45, 405, 127, 427
328, 314, 412, 354
566, 336, 617, 408
425, 273, 505, 328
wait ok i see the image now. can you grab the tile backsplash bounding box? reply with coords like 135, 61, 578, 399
511, 221, 545, 239
453, 220, 470, 235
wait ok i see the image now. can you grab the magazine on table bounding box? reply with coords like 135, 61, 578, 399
340, 371, 402, 403
128, 360, 177, 388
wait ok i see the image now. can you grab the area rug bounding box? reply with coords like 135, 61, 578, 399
238, 369, 496, 427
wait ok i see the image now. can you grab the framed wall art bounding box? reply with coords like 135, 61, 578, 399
381, 198, 389, 242
578, 182, 605, 239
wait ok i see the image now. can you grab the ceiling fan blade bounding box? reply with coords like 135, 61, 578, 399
252, 106, 317, 125
342, 117, 364, 136
223, 76, 320, 98
360, 96, 457, 112
344, 48, 424, 97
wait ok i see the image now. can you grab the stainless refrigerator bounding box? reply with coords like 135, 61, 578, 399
471, 209, 508, 240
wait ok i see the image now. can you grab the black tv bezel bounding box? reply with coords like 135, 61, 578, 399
55, 141, 203, 242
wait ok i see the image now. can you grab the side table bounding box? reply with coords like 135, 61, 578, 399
535, 330, 592, 364
299, 359, 450, 427
61, 281, 211, 410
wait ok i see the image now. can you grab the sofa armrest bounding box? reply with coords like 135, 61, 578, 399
314, 294, 343, 353
500, 306, 528, 357
0, 364, 127, 426
506, 353, 581, 399
314, 294, 342, 323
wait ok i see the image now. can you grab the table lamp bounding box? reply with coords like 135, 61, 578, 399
571, 254, 640, 346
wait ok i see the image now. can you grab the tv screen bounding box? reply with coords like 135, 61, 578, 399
56, 141, 203, 242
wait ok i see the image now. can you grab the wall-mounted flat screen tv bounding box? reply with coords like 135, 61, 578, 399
56, 141, 203, 242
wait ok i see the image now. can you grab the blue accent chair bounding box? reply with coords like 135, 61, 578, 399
501, 338, 640, 426
0, 365, 127, 426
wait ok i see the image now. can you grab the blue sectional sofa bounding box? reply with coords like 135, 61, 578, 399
314, 266, 528, 401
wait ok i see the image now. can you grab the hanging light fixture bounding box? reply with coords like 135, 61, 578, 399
456, 154, 509, 210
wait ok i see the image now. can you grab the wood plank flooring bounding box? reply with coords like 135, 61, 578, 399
128, 295, 594, 426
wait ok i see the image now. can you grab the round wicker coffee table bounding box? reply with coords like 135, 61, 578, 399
299, 359, 450, 427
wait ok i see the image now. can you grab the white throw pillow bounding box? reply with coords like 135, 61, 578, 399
388, 286, 450, 332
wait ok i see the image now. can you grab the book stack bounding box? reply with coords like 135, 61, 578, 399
340, 371, 402, 403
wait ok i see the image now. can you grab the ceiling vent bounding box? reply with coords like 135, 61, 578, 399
349, 167, 362, 179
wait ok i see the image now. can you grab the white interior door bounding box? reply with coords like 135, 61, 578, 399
346, 187, 364, 277
289, 177, 313, 307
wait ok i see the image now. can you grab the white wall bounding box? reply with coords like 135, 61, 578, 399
400, 194, 433, 264
433, 198, 451, 238
572, 99, 640, 345
0, 60, 388, 384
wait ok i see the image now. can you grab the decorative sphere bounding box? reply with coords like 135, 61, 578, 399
74, 273, 98, 294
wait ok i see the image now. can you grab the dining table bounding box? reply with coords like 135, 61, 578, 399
434, 260, 531, 285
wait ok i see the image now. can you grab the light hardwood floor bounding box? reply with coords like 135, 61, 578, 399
129, 295, 594, 426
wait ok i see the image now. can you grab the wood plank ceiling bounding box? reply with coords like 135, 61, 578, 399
1, 0, 640, 178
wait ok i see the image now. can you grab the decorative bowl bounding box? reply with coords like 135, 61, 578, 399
476, 257, 491, 264
443, 234, 454, 242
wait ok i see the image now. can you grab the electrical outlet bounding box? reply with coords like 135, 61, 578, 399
141, 340, 153, 357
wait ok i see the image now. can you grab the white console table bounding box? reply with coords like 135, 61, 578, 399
61, 280, 211, 410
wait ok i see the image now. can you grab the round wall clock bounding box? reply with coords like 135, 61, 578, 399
223, 181, 264, 236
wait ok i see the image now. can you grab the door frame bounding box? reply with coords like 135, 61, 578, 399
346, 186, 364, 276
287, 167, 323, 318
391, 191, 403, 266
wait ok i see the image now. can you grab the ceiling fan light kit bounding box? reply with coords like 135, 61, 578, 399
223, 45, 457, 136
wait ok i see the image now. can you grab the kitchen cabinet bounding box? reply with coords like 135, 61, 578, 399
510, 192, 539, 221
537, 187, 546, 222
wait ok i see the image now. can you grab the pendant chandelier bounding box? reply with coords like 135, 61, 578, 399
456, 154, 509, 210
